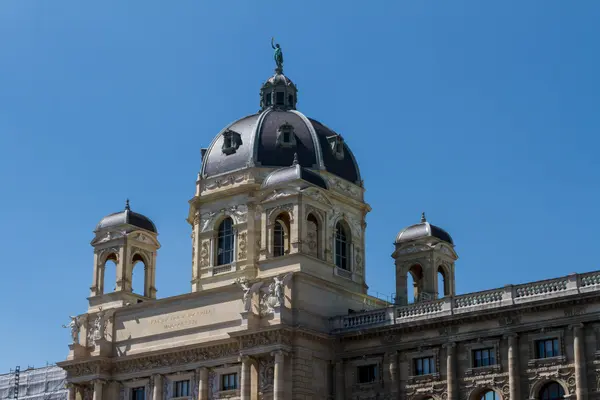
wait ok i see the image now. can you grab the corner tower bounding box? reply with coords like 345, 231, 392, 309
89, 200, 160, 311
392, 213, 458, 305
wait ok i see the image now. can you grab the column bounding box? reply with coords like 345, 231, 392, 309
197, 367, 209, 400
66, 384, 76, 400
152, 374, 163, 400
240, 355, 252, 400
445, 343, 456, 400
75, 385, 84, 400
92, 380, 104, 400
507, 334, 520, 400
387, 352, 399, 396
273, 350, 285, 400
573, 324, 588, 400
335, 360, 345, 400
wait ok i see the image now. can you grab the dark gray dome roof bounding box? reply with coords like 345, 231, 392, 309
395, 213, 453, 245
95, 201, 157, 233
262, 156, 328, 190
200, 70, 361, 185
200, 109, 361, 184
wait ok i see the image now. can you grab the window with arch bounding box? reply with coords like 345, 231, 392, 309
335, 221, 350, 270
437, 266, 450, 298
102, 253, 118, 294
306, 213, 320, 258
273, 213, 291, 257
217, 217, 235, 266
540, 382, 565, 400
408, 264, 424, 302
131, 253, 146, 295
480, 390, 498, 400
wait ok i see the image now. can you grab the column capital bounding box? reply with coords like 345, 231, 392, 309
569, 322, 585, 331
238, 354, 253, 363
503, 332, 519, 340
92, 379, 107, 386
442, 342, 456, 350
271, 349, 288, 358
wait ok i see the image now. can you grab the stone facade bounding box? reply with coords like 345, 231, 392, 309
56, 62, 599, 400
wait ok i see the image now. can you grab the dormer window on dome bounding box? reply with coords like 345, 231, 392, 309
222, 129, 242, 155
328, 135, 345, 160
276, 122, 297, 148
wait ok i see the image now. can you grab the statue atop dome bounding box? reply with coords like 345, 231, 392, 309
271, 37, 284, 72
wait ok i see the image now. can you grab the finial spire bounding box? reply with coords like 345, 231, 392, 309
292, 152, 298, 166
125, 199, 130, 211
420, 212, 426, 223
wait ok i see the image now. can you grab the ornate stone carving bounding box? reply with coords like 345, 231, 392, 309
260, 274, 292, 315
237, 231, 247, 260
239, 329, 292, 350
113, 343, 239, 374
404, 377, 446, 400
96, 247, 120, 265
203, 173, 247, 192
354, 247, 364, 275
302, 187, 331, 205
327, 176, 361, 199
526, 363, 575, 397
461, 372, 508, 400
267, 203, 294, 222
199, 241, 210, 267
259, 357, 275, 394
498, 315, 522, 327
396, 245, 431, 255
87, 308, 106, 345
264, 188, 298, 202
441, 246, 453, 257
96, 230, 126, 244
133, 232, 153, 244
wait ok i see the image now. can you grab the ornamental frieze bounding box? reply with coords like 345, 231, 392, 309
460, 372, 508, 400
61, 359, 112, 378
112, 343, 238, 375
526, 363, 575, 397
405, 378, 446, 400
202, 173, 248, 192
239, 329, 292, 350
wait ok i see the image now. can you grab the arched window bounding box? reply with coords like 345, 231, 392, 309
131, 253, 146, 295
480, 390, 498, 400
438, 266, 449, 298
273, 213, 290, 257
335, 221, 350, 270
306, 214, 319, 258
540, 382, 565, 400
408, 264, 424, 302
102, 254, 118, 294
217, 218, 234, 266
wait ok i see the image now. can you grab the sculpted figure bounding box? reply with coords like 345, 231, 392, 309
234, 278, 252, 309
273, 276, 284, 306
271, 37, 284, 71
62, 316, 81, 344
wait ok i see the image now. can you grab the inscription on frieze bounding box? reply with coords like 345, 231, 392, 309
150, 309, 213, 330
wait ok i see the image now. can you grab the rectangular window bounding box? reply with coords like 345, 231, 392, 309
473, 348, 496, 367
276, 92, 284, 105
357, 364, 378, 383
174, 380, 190, 397
265, 93, 272, 106
414, 356, 435, 376
221, 373, 238, 391
131, 387, 145, 400
536, 338, 560, 359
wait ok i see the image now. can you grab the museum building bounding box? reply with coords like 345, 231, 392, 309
57, 54, 600, 400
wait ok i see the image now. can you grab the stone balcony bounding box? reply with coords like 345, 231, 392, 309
330, 270, 600, 333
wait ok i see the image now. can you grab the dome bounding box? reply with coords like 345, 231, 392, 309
95, 200, 157, 233
200, 70, 361, 185
395, 213, 453, 245
261, 154, 328, 190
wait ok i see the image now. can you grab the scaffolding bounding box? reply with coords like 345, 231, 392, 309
0, 365, 68, 400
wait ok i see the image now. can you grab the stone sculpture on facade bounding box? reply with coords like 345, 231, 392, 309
62, 316, 81, 344
234, 278, 252, 310
261, 273, 292, 315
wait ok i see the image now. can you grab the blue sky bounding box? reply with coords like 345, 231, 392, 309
1, 1, 599, 372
